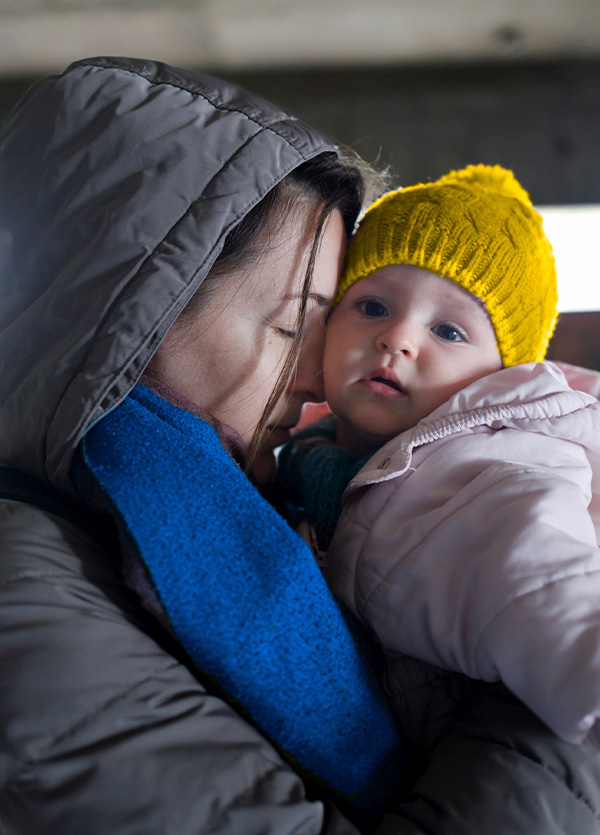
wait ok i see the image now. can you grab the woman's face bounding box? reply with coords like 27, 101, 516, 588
150, 206, 346, 477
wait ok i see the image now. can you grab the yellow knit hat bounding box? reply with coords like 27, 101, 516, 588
336, 164, 558, 367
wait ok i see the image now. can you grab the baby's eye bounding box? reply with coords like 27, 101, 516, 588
357, 299, 388, 317
432, 323, 465, 342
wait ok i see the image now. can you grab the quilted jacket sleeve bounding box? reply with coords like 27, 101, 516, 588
0, 500, 360, 835
332, 433, 600, 743
375, 674, 600, 835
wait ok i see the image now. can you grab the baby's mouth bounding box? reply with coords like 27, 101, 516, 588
371, 375, 404, 394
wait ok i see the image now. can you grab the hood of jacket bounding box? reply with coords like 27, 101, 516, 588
0, 56, 337, 495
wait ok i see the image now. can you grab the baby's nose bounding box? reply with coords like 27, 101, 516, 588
376, 318, 419, 357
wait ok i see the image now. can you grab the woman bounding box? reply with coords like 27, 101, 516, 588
1, 56, 600, 835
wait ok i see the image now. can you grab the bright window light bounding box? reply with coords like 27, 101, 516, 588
538, 205, 600, 312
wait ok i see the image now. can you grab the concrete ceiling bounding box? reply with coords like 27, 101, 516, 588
0, 0, 598, 78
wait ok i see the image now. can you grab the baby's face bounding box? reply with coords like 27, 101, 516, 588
324, 264, 503, 453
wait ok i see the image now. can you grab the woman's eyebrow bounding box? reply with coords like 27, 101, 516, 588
285, 292, 331, 306
310, 293, 332, 306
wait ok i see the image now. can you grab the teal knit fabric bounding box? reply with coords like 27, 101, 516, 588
277, 415, 366, 550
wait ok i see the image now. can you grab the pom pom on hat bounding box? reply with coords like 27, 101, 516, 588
336, 164, 558, 367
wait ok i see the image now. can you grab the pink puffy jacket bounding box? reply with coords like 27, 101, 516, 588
326, 361, 600, 743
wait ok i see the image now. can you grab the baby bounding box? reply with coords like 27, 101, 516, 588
279, 164, 600, 745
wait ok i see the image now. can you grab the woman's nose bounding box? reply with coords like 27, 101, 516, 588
376, 318, 418, 358
288, 319, 326, 403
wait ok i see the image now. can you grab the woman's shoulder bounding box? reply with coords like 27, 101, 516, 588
0, 489, 340, 835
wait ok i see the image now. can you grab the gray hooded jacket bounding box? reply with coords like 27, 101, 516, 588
0, 56, 361, 835
1, 56, 600, 835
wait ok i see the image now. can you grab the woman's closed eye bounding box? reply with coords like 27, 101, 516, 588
275, 326, 298, 339
431, 323, 467, 342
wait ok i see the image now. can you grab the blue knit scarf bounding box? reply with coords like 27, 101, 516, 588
75, 383, 408, 814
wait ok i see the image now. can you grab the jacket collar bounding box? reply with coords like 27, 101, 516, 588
351, 361, 600, 487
